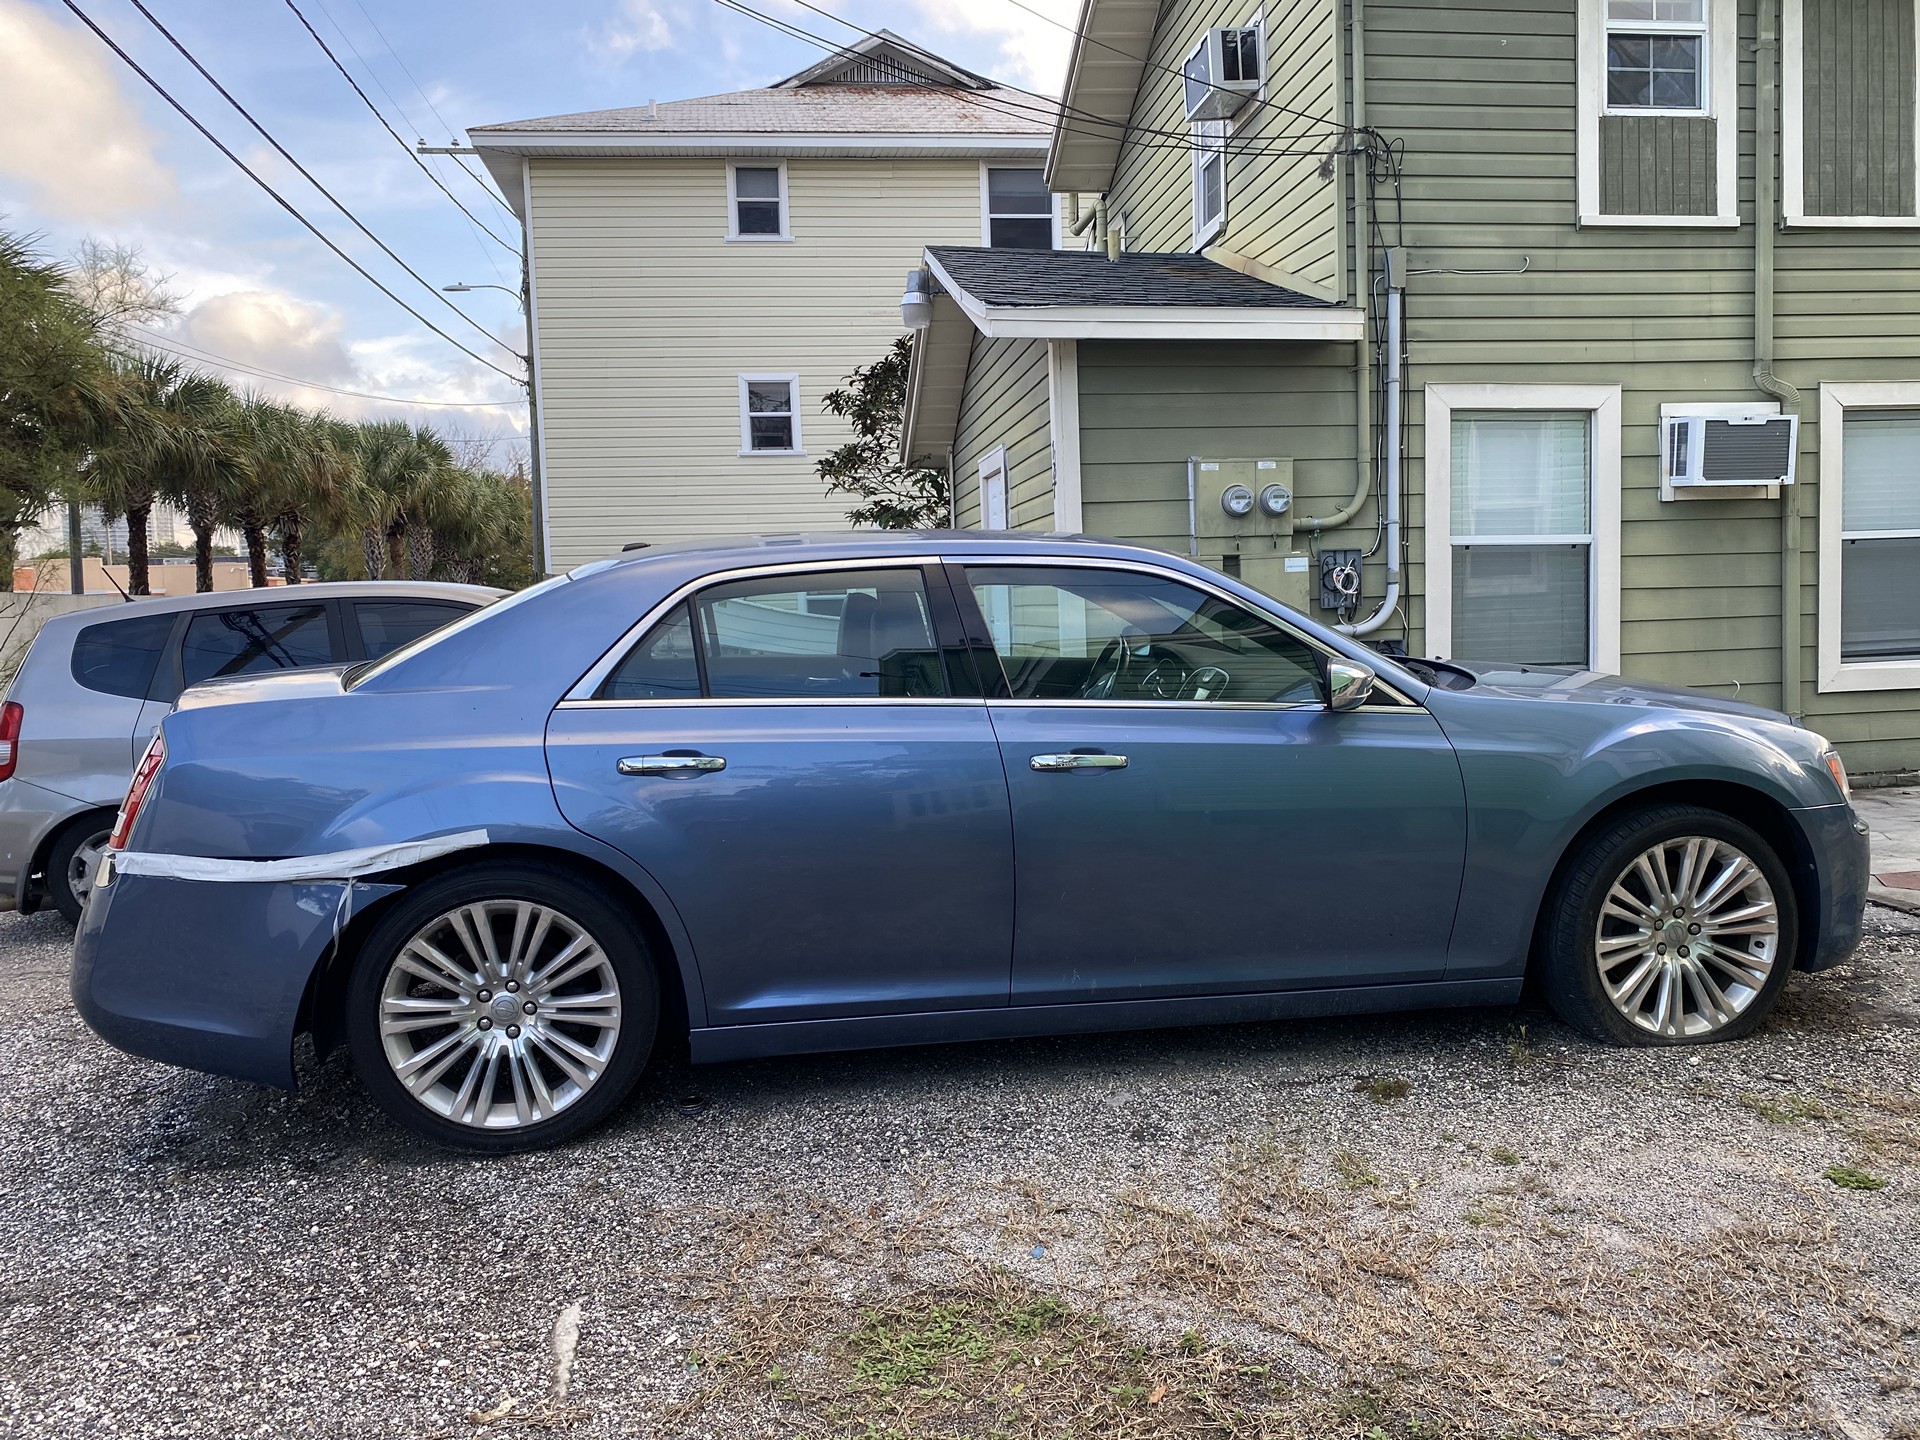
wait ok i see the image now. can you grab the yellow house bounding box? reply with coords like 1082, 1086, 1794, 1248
470, 32, 1054, 571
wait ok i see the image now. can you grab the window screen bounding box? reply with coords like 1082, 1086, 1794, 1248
1450, 412, 1593, 667
1840, 410, 1920, 660
69, 611, 176, 699
180, 605, 334, 689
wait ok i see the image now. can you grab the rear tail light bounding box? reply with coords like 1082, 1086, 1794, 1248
109, 732, 166, 851
0, 702, 20, 782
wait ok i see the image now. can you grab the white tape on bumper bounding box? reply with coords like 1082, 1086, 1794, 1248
109, 829, 491, 884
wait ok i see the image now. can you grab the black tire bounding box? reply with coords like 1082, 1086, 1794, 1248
1540, 803, 1799, 1047
345, 861, 659, 1153
46, 814, 115, 926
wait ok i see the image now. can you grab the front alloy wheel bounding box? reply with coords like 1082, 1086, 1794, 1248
348, 863, 657, 1151
1542, 804, 1798, 1047
49, 820, 114, 925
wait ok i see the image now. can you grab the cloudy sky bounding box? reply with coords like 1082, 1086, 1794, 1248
0, 0, 1074, 464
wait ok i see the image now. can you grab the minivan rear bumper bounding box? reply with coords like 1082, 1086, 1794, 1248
71, 867, 399, 1089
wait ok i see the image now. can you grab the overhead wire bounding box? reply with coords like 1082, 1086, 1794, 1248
60, 0, 523, 383
129, 326, 527, 409
282, 0, 520, 254
119, 0, 516, 351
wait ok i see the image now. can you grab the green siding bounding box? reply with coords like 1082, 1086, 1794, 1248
1803, 0, 1916, 217
1106, 0, 1343, 293
1599, 115, 1718, 215
951, 335, 1053, 530
1078, 340, 1358, 560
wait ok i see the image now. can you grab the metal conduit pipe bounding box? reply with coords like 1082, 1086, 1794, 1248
1301, 0, 1372, 533
1065, 191, 1106, 250
1754, 0, 1804, 717
1340, 282, 1402, 637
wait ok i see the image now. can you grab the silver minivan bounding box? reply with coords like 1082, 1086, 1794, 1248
0, 581, 499, 921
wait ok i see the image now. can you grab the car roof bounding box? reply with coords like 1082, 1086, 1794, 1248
40, 581, 502, 637
589, 530, 1179, 576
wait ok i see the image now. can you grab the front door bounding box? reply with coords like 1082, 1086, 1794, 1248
957, 563, 1468, 1004
546, 563, 1014, 1028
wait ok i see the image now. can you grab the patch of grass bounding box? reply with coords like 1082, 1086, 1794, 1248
1737, 1092, 1833, 1124
1332, 1150, 1380, 1190
1488, 1146, 1521, 1167
1356, 1075, 1413, 1104
1824, 1164, 1889, 1192
1506, 1026, 1537, 1070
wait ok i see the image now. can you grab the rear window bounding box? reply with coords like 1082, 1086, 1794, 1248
70, 612, 176, 699
354, 600, 471, 660
181, 604, 335, 688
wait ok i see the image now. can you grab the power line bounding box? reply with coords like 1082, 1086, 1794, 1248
121, 0, 512, 350
60, 0, 525, 383
131, 326, 526, 409
281, 0, 521, 252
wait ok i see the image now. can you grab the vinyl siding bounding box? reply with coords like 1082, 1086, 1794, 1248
527, 155, 1008, 567
1105, 0, 1343, 294
1599, 116, 1719, 215
1801, 0, 1917, 217
951, 335, 1053, 530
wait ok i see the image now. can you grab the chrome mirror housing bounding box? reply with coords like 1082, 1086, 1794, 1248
1326, 659, 1378, 712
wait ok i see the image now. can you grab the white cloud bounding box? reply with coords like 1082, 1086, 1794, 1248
0, 0, 176, 221
603, 0, 677, 57
178, 289, 359, 385
904, 0, 1075, 94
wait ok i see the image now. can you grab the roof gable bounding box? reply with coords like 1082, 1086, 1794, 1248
773, 29, 994, 90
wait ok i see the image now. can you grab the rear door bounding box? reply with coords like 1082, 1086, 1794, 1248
546, 561, 1015, 1028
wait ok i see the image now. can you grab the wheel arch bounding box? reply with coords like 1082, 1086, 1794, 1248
1525, 778, 1820, 977
27, 805, 119, 915
297, 840, 696, 1066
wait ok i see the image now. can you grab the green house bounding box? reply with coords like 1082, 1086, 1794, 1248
899, 0, 1920, 775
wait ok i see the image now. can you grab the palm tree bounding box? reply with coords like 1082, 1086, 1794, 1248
232, 393, 302, 587
75, 353, 175, 595
342, 421, 453, 580
270, 415, 355, 584
153, 373, 245, 593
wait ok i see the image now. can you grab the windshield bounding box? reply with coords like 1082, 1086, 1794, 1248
344, 574, 571, 690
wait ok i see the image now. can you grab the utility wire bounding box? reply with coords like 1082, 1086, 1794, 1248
121, 0, 514, 351
60, 0, 524, 383
130, 326, 526, 409
283, 0, 519, 252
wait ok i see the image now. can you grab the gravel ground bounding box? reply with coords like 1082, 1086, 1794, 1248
2, 904, 1918, 1440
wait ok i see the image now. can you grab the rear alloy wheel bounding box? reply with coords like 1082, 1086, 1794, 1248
1541, 805, 1798, 1046
347, 864, 657, 1151
47, 818, 114, 925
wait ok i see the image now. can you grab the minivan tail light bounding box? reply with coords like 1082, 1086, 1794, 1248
0, 702, 20, 781
110, 733, 166, 851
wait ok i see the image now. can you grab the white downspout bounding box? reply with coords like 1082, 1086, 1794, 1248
1339, 280, 1402, 638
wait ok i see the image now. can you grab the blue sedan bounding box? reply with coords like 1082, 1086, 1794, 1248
73, 534, 1870, 1151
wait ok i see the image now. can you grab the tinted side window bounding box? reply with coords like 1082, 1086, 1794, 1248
69, 612, 176, 699
181, 605, 335, 689
964, 566, 1323, 704
354, 601, 469, 660
599, 604, 700, 700
699, 569, 946, 699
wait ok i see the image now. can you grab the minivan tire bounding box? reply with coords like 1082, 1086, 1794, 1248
345, 861, 658, 1153
47, 815, 115, 925
1541, 804, 1798, 1047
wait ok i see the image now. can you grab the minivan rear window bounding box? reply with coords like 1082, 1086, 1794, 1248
70, 612, 176, 699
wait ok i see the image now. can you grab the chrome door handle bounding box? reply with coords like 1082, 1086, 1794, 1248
617, 754, 726, 776
1030, 753, 1128, 772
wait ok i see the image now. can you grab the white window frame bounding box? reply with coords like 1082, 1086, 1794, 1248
726, 161, 791, 242
1817, 381, 1920, 693
1229, 9, 1267, 135
979, 445, 1009, 530
1423, 383, 1623, 672
1783, 0, 1920, 228
738, 373, 803, 457
1191, 120, 1228, 249
1576, 0, 1739, 228
979, 163, 1060, 249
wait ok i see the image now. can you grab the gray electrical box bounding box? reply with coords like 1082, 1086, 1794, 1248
1188, 457, 1314, 610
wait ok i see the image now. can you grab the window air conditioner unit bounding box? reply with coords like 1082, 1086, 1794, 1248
1663, 410, 1800, 488
1183, 28, 1262, 122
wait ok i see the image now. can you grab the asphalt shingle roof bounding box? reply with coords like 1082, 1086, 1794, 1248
926, 247, 1341, 310
473, 84, 1052, 137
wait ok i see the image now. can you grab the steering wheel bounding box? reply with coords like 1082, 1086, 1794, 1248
1079, 630, 1147, 699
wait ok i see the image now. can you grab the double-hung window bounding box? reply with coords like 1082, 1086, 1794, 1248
1605, 0, 1708, 112
1818, 384, 1920, 691
1191, 120, 1227, 247
983, 167, 1053, 249
738, 374, 801, 455
727, 163, 788, 240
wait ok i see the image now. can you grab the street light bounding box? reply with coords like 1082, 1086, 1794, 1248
443, 282, 525, 307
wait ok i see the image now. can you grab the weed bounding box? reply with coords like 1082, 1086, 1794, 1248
1737, 1092, 1833, 1124
1356, 1075, 1413, 1104
1489, 1146, 1521, 1166
1332, 1150, 1381, 1189
1506, 1026, 1537, 1070
1824, 1164, 1889, 1192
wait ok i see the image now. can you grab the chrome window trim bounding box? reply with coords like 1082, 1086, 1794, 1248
561, 551, 1424, 712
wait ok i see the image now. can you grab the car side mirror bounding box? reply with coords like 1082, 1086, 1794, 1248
1326, 659, 1377, 712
